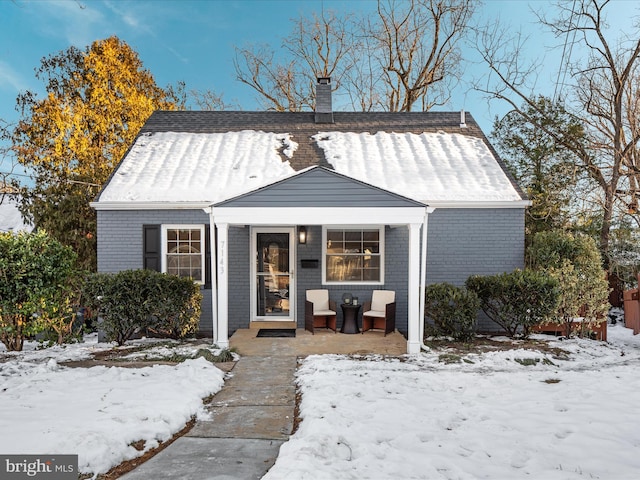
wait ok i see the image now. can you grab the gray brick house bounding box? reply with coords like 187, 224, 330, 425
91, 79, 529, 354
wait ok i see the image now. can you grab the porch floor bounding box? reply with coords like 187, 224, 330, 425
229, 328, 407, 356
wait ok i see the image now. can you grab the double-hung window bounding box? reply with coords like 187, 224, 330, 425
323, 227, 384, 284
161, 225, 205, 284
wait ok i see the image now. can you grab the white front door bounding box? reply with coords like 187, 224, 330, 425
251, 227, 295, 322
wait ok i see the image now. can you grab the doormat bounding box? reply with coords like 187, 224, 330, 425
256, 329, 296, 338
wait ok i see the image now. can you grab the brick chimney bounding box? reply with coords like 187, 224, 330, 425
315, 77, 334, 124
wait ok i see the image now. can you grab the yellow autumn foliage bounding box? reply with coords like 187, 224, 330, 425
13, 36, 180, 270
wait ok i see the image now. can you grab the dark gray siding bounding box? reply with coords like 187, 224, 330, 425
228, 226, 250, 335
97, 206, 525, 337
426, 208, 526, 331
216, 168, 423, 208
294, 226, 409, 335
96, 209, 214, 336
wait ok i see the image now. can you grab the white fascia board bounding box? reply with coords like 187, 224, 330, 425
424, 200, 531, 209
211, 206, 427, 226
90, 201, 212, 211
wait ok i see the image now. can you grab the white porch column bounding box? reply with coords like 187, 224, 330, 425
216, 222, 229, 348
419, 207, 436, 346
407, 222, 422, 354
205, 209, 218, 345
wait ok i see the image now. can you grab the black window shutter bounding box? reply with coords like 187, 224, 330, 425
204, 226, 212, 289
143, 225, 161, 272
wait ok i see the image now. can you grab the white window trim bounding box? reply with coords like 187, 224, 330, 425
322, 225, 385, 285
161, 224, 206, 285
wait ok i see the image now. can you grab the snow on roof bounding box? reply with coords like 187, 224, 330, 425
97, 129, 522, 205
315, 131, 521, 202
98, 131, 298, 203
0, 198, 32, 233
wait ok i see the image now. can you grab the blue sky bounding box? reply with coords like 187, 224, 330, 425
0, 0, 637, 181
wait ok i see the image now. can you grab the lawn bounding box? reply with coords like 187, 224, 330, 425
2, 324, 640, 479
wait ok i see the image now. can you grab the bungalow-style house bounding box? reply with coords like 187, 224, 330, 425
91, 79, 529, 354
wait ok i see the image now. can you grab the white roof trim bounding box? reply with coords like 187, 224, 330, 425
91, 199, 529, 212
425, 200, 532, 209
90, 201, 212, 211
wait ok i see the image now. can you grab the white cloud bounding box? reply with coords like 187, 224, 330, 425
0, 60, 28, 93
35, 0, 106, 48
103, 0, 154, 35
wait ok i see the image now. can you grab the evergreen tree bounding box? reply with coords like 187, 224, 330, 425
528, 230, 610, 337
492, 97, 590, 240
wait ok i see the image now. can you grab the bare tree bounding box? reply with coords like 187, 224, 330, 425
234, 43, 307, 111
189, 89, 238, 111
474, 0, 640, 267
233, 0, 476, 112
371, 0, 475, 111
234, 10, 354, 111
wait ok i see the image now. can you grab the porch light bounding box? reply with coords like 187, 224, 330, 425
298, 226, 307, 244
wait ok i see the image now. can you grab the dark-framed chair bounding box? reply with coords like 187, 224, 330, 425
305, 289, 337, 334
361, 290, 396, 336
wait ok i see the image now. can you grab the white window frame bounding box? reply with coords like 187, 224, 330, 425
161, 224, 206, 285
322, 225, 385, 285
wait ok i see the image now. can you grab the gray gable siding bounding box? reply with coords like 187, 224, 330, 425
215, 167, 424, 208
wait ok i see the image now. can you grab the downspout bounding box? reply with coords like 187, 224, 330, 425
419, 207, 436, 352
204, 206, 218, 345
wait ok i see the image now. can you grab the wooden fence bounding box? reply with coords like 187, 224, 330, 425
531, 319, 607, 341
623, 274, 640, 335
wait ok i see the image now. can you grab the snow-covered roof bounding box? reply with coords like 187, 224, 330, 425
0, 198, 32, 233
315, 131, 521, 203
98, 131, 298, 204
95, 111, 526, 207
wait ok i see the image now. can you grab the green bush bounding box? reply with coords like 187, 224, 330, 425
528, 230, 610, 337
424, 283, 480, 341
147, 274, 202, 339
466, 269, 560, 338
83, 270, 202, 346
0, 231, 77, 351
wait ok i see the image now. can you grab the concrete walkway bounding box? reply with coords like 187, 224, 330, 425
120, 328, 406, 479
120, 355, 297, 480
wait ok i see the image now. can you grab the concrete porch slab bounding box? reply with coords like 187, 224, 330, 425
229, 328, 407, 356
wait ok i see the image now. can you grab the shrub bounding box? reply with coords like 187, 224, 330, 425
466, 269, 560, 338
528, 231, 610, 337
0, 231, 77, 351
424, 283, 480, 341
83, 270, 202, 346
147, 274, 202, 339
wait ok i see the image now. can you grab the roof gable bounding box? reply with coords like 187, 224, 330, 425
214, 166, 425, 208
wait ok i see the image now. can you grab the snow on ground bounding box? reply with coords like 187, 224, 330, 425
264, 324, 640, 480
2, 326, 640, 479
0, 335, 225, 477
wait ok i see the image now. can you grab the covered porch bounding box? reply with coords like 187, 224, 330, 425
206, 167, 433, 354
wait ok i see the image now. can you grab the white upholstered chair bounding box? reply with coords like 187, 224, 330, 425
361, 290, 396, 336
305, 289, 337, 334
